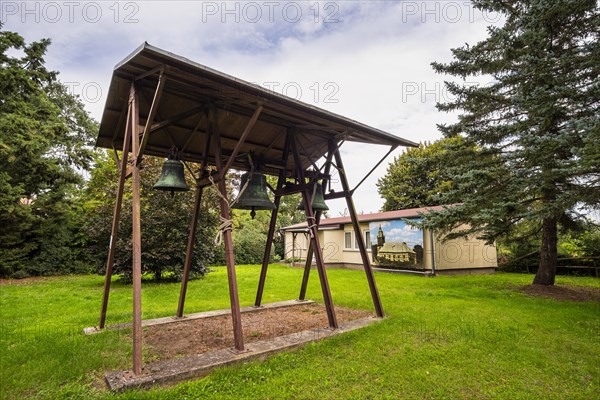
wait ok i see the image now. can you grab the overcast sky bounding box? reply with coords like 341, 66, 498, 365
3, 1, 501, 216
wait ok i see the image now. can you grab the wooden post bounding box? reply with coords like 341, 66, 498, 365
290, 131, 338, 329
130, 83, 143, 374
292, 232, 296, 267
255, 134, 290, 307
334, 149, 384, 318
176, 184, 204, 317
298, 141, 335, 300
209, 105, 245, 351
176, 125, 212, 318
99, 99, 132, 329
298, 218, 318, 300
254, 173, 284, 307
137, 70, 166, 164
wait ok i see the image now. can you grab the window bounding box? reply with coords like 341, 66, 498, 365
346, 230, 371, 250
353, 231, 371, 249
344, 232, 352, 249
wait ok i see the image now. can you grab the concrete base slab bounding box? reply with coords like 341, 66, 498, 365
105, 316, 380, 392
84, 299, 314, 334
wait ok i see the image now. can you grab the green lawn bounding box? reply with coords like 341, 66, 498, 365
1, 266, 598, 399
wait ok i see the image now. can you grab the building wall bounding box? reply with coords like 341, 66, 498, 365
432, 230, 498, 271
283, 231, 309, 260
322, 229, 344, 263
422, 228, 433, 270
284, 223, 372, 265
339, 223, 371, 264
284, 223, 497, 272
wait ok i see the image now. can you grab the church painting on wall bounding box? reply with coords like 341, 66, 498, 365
369, 219, 425, 269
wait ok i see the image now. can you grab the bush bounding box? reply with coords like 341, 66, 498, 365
559, 225, 600, 258
82, 154, 220, 281
498, 221, 600, 273
9, 270, 29, 280
233, 221, 267, 264
211, 215, 281, 266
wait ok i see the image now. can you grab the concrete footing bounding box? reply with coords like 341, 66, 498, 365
104, 316, 380, 392
84, 299, 314, 335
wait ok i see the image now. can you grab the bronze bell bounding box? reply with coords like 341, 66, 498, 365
232, 172, 276, 219
153, 156, 190, 196
297, 182, 329, 212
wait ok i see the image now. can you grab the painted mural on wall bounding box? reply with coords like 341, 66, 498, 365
369, 219, 425, 269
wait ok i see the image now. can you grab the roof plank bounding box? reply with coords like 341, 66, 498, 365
97, 43, 418, 175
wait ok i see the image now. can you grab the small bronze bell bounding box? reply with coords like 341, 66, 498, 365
153, 156, 190, 196
297, 182, 329, 212
232, 172, 276, 219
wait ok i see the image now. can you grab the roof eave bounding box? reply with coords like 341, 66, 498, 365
109, 42, 418, 149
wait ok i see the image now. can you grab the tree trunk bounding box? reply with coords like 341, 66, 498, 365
533, 217, 558, 285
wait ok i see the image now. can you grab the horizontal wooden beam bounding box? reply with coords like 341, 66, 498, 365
221, 104, 263, 176
324, 190, 351, 201
304, 171, 330, 180
135, 65, 165, 81
149, 105, 205, 133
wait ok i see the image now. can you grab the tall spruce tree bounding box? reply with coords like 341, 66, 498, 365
424, 0, 599, 285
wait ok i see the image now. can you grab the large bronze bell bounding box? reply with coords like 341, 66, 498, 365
232, 172, 276, 219
153, 156, 190, 196
297, 182, 329, 212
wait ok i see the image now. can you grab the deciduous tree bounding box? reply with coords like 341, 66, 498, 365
377, 137, 470, 211
82, 152, 220, 281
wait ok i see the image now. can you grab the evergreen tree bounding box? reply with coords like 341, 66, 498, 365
0, 26, 97, 277
424, 0, 600, 285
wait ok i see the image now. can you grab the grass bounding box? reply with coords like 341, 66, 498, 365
0, 266, 598, 399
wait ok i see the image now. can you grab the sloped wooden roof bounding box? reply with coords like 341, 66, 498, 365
96, 43, 418, 176
282, 206, 449, 231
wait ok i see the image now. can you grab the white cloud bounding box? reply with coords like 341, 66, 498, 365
2, 0, 497, 216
